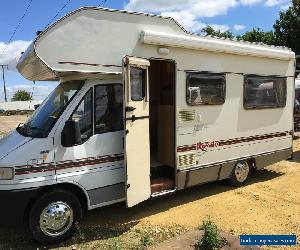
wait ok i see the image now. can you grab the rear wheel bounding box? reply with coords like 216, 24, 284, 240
229, 161, 251, 187
28, 189, 82, 244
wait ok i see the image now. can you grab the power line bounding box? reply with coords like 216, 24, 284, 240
0, 0, 34, 58
44, 0, 72, 29
30, 81, 36, 100
28, 80, 36, 110
98, 0, 108, 7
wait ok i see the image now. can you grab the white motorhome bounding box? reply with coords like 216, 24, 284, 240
0, 7, 295, 244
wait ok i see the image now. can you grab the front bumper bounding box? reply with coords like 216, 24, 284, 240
0, 188, 40, 226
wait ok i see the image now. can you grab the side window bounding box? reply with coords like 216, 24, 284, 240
130, 66, 146, 101
186, 73, 225, 105
244, 76, 286, 109
70, 89, 93, 143
95, 85, 123, 134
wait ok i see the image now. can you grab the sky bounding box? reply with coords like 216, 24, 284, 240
0, 0, 292, 101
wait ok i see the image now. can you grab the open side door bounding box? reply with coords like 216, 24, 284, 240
123, 56, 151, 207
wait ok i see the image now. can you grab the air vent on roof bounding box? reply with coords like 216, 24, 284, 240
178, 110, 195, 122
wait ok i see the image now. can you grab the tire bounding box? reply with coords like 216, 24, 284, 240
228, 161, 251, 187
28, 189, 82, 244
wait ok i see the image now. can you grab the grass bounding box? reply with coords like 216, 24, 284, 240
59, 223, 189, 249
0, 131, 6, 138
139, 231, 153, 249
0, 223, 189, 250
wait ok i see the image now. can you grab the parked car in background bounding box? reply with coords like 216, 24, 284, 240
0, 109, 5, 114
294, 78, 300, 131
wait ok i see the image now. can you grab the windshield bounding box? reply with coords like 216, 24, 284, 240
17, 80, 84, 138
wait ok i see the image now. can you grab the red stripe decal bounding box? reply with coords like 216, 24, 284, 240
177, 130, 292, 152
15, 154, 124, 176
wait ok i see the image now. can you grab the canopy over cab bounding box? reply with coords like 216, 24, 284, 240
17, 7, 188, 80
17, 7, 295, 81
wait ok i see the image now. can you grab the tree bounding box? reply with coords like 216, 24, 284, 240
11, 90, 32, 101
201, 1, 300, 52
201, 25, 275, 45
201, 25, 234, 39
236, 28, 276, 46
273, 0, 300, 53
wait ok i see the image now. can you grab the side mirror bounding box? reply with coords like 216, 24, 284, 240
61, 120, 81, 147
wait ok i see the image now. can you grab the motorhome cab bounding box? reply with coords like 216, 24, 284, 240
0, 7, 295, 244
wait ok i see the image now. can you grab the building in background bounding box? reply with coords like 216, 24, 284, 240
0, 100, 42, 111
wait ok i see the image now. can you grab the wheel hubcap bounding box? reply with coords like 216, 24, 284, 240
40, 201, 74, 237
235, 162, 250, 183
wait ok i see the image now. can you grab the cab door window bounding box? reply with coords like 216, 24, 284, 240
94, 84, 123, 134
70, 89, 93, 143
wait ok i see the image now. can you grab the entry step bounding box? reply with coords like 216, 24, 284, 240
151, 177, 175, 194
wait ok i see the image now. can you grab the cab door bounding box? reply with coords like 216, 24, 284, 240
123, 56, 151, 207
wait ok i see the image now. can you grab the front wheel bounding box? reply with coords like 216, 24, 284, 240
228, 161, 251, 187
28, 189, 82, 244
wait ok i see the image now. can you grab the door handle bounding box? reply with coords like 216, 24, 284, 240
125, 106, 136, 112
125, 115, 150, 122
129, 115, 136, 122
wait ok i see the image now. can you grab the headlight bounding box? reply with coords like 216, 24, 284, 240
0, 167, 14, 180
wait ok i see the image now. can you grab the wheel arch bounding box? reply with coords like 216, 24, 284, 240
24, 182, 89, 224
246, 158, 256, 169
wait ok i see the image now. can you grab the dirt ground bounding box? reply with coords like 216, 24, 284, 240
0, 115, 28, 135
84, 157, 299, 250
0, 115, 299, 249
151, 229, 260, 250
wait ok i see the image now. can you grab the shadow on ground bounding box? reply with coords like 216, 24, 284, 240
0, 168, 284, 249
289, 149, 300, 163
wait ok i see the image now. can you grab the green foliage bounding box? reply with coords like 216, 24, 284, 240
195, 218, 222, 250
200, 1, 300, 53
139, 231, 153, 249
201, 25, 276, 46
201, 25, 234, 39
73, 222, 87, 246
111, 238, 123, 250
236, 28, 276, 45
11, 90, 32, 101
239, 0, 300, 50
273, 0, 300, 53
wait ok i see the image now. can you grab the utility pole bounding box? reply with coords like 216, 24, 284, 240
0, 64, 8, 102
